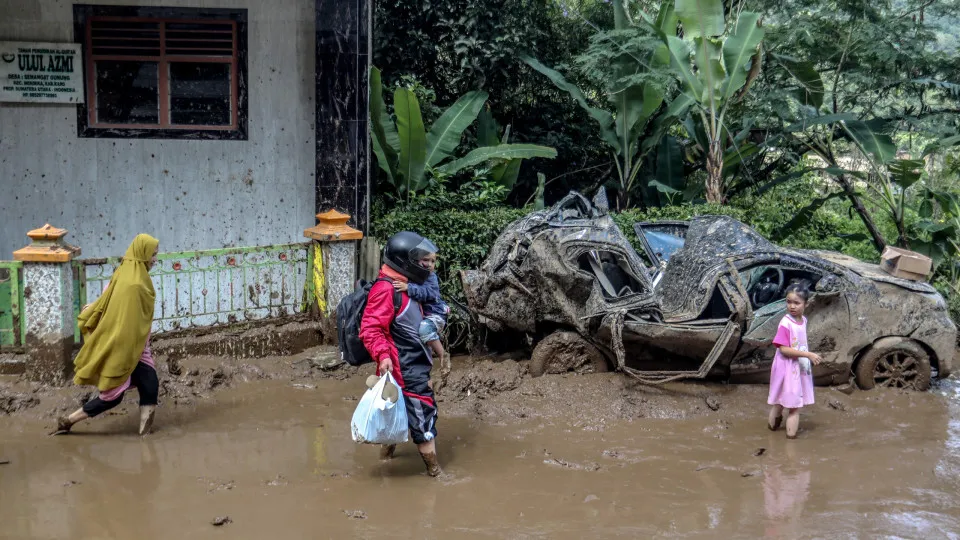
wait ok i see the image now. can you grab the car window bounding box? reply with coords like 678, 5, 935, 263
577, 250, 647, 299
634, 222, 688, 265
740, 262, 825, 309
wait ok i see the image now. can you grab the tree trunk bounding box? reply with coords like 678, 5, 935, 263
836, 174, 887, 253
705, 143, 724, 204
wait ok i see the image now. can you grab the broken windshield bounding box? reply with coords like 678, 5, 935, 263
633, 221, 689, 269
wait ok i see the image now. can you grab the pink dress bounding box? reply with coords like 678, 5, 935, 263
98, 336, 155, 401
767, 315, 815, 409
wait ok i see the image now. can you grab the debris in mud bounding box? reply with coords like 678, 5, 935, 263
740, 470, 760, 478
835, 383, 856, 395
207, 367, 229, 390
291, 383, 316, 390
705, 396, 721, 411
543, 458, 601, 471
828, 398, 847, 411
583, 494, 599, 503
167, 357, 183, 376
211, 516, 232, 527
63, 480, 81, 487
200, 478, 235, 493
695, 465, 710, 472
0, 459, 10, 465
0, 388, 40, 415
753, 448, 766, 457
311, 351, 342, 371
343, 510, 367, 520
236, 364, 268, 382
266, 475, 287, 486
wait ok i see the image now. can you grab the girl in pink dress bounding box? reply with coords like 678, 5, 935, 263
767, 282, 823, 439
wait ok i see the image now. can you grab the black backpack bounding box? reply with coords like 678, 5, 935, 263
336, 278, 401, 366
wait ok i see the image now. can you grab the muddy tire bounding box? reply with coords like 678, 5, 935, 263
855, 340, 932, 391
529, 331, 610, 377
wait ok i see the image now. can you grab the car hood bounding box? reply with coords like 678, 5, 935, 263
810, 251, 938, 294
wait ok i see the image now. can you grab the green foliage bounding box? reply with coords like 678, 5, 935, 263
521, 0, 680, 210
664, 3, 765, 203
370, 67, 557, 205
371, 199, 527, 300
374, 0, 612, 202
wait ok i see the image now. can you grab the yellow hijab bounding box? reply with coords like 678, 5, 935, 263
73, 234, 158, 391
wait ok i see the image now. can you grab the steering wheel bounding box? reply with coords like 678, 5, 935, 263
749, 266, 784, 308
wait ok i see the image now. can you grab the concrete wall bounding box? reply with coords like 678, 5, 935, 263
0, 0, 316, 259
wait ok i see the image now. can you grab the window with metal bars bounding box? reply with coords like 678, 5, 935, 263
74, 5, 247, 140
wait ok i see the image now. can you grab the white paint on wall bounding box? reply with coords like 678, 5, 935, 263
23, 262, 72, 341
0, 0, 316, 259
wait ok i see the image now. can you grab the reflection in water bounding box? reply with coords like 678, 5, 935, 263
66, 441, 162, 540
763, 444, 811, 539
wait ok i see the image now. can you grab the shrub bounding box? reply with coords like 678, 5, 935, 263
371, 204, 527, 300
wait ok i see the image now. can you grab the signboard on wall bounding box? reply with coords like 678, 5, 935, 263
0, 41, 84, 104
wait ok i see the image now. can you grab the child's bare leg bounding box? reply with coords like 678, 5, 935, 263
427, 339, 444, 360
785, 408, 800, 438
767, 405, 783, 431
427, 339, 451, 394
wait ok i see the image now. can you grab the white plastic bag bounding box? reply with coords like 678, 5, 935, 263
350, 373, 409, 445
798, 357, 812, 374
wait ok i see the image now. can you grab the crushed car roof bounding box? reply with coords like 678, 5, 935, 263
655, 216, 780, 317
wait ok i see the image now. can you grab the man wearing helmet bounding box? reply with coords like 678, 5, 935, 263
359, 231, 444, 477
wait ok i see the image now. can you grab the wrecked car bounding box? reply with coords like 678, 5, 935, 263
461, 190, 955, 391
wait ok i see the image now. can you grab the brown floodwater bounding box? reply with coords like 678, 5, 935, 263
1, 353, 959, 539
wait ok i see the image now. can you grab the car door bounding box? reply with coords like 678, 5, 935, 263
732, 260, 851, 383
593, 273, 743, 380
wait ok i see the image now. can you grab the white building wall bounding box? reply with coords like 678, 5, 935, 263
0, 0, 316, 258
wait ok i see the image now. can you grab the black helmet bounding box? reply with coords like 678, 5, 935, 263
384, 231, 438, 285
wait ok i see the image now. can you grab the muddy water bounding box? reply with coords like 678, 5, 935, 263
2, 360, 959, 539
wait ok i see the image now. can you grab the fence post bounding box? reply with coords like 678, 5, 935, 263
303, 210, 363, 315
13, 224, 81, 384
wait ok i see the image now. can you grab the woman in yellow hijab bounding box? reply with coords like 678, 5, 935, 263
53, 234, 160, 436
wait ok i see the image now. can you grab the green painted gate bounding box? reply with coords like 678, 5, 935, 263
0, 261, 25, 348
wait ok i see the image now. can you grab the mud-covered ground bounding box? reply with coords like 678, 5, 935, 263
2, 346, 959, 538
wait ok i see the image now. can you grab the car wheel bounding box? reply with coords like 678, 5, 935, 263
855, 340, 932, 391
529, 331, 610, 377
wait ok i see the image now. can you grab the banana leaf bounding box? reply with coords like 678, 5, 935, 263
369, 67, 399, 184
720, 12, 764, 101
435, 144, 557, 176
521, 54, 620, 153
425, 90, 488, 167
394, 88, 428, 193
675, 0, 724, 39
843, 120, 897, 164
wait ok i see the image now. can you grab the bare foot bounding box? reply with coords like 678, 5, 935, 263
49, 416, 72, 436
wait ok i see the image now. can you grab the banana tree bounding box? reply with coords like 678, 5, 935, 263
521, 0, 686, 210
369, 67, 556, 204
663, 0, 765, 203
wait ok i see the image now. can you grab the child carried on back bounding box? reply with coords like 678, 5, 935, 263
393, 251, 449, 363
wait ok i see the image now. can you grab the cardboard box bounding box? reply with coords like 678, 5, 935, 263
879, 246, 932, 281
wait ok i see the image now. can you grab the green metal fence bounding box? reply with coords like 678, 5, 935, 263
0, 261, 25, 348
78, 243, 313, 334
